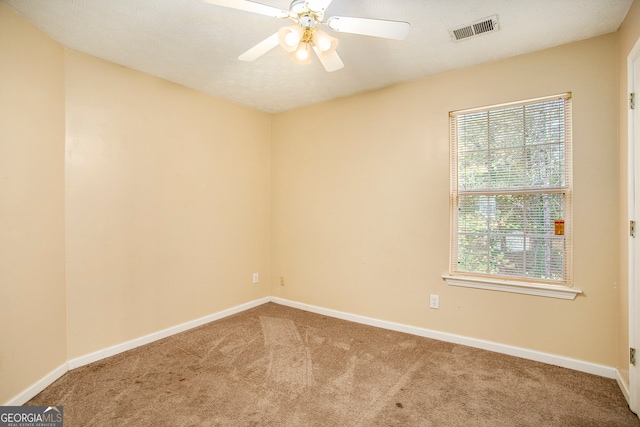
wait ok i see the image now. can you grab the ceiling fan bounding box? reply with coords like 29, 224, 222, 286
203, 0, 411, 72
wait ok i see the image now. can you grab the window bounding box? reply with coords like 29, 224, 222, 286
444, 93, 580, 299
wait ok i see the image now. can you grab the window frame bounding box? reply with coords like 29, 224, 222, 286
442, 93, 582, 300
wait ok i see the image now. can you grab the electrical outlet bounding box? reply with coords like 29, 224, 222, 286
252, 273, 259, 284
280, 276, 285, 286
429, 294, 439, 309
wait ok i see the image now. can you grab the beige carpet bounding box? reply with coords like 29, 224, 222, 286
27, 302, 639, 426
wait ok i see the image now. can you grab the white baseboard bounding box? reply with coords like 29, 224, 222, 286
68, 297, 271, 369
270, 297, 617, 380
6, 295, 621, 407
4, 362, 68, 406
616, 369, 631, 405
4, 297, 270, 406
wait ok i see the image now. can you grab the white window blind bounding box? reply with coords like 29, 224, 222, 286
449, 93, 572, 285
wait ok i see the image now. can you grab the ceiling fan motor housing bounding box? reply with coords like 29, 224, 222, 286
290, 0, 325, 22
299, 14, 318, 29
290, 0, 307, 15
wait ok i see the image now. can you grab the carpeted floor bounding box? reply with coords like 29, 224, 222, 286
27, 302, 639, 426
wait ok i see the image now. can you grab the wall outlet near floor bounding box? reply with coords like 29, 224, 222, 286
252, 273, 259, 284
429, 294, 440, 309
280, 276, 285, 286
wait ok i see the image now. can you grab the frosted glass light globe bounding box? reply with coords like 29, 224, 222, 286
285, 32, 299, 47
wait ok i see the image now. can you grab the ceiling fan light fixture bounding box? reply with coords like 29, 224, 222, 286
292, 42, 312, 64
313, 29, 337, 52
278, 25, 303, 52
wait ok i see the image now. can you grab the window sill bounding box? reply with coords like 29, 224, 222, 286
441, 275, 582, 300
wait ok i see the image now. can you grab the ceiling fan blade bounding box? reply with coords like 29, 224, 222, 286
313, 46, 344, 72
326, 16, 410, 40
203, 0, 289, 19
238, 33, 280, 61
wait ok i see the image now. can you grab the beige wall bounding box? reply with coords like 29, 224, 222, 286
1, 4, 272, 402
64, 51, 272, 359
272, 34, 619, 366
0, 4, 66, 404
617, 0, 640, 389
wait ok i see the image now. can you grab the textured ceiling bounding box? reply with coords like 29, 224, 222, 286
3, 0, 633, 113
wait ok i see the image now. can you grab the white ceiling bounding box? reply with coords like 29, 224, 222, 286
3, 0, 633, 113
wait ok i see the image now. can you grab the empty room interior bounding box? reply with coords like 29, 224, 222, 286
2, 0, 640, 424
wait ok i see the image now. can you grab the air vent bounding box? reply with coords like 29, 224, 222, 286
449, 15, 499, 42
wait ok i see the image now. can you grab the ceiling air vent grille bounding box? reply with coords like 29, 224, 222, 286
449, 15, 499, 42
